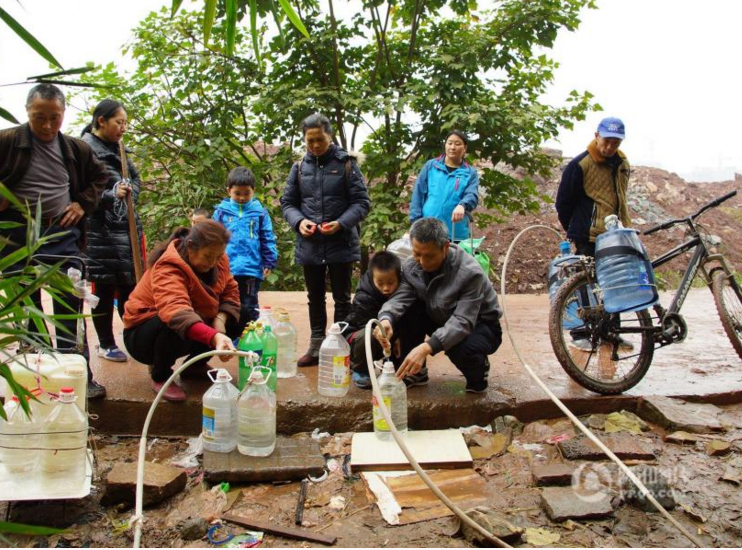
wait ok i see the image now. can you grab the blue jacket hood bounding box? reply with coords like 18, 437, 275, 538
215, 197, 266, 216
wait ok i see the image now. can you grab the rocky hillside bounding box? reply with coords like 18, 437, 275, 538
478, 154, 742, 294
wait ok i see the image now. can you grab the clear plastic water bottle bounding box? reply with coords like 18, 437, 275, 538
548, 241, 581, 329
40, 387, 88, 491
318, 323, 351, 397
237, 369, 276, 457
202, 369, 239, 453
257, 306, 275, 330
260, 326, 278, 392
373, 361, 408, 440
0, 396, 41, 474
274, 310, 298, 379
238, 323, 263, 390
596, 215, 658, 313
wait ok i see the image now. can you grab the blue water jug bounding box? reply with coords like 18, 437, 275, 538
595, 216, 658, 314
548, 241, 582, 329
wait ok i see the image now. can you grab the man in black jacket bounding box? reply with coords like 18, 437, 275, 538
0, 84, 109, 398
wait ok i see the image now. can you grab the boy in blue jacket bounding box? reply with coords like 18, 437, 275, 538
213, 167, 278, 329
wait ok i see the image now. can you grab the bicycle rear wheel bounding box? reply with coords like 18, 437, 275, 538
549, 271, 655, 394
711, 270, 742, 361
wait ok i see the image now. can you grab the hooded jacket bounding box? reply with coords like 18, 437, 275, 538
81, 132, 143, 285
378, 244, 502, 354
556, 140, 631, 244
212, 197, 278, 279
123, 240, 240, 337
343, 269, 395, 335
409, 156, 479, 240
280, 144, 370, 265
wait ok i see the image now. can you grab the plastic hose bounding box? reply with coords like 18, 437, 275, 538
132, 349, 257, 549
500, 225, 703, 548
364, 321, 512, 548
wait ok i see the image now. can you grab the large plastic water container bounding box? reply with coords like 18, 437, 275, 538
373, 361, 407, 440
202, 369, 239, 453
257, 306, 275, 330
0, 396, 41, 474
260, 326, 278, 392
548, 241, 582, 329
318, 323, 351, 397
2, 353, 87, 413
40, 387, 88, 494
274, 311, 297, 379
596, 216, 658, 314
237, 370, 276, 457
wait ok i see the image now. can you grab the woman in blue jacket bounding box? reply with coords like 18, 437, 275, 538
281, 114, 371, 366
410, 130, 479, 240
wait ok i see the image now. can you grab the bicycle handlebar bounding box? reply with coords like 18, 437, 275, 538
642, 190, 737, 236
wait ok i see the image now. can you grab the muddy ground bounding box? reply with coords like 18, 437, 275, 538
4, 402, 742, 548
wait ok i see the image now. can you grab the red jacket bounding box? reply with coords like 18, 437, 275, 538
123, 240, 240, 337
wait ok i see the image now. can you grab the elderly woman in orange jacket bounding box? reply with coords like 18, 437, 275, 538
123, 220, 240, 402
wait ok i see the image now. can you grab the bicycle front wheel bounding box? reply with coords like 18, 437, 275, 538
712, 270, 742, 361
549, 271, 655, 394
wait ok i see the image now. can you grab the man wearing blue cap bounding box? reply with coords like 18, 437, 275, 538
556, 116, 631, 257
555, 117, 632, 351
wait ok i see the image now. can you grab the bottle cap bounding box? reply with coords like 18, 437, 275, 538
559, 241, 571, 255
59, 387, 76, 403
215, 369, 232, 383
382, 361, 395, 374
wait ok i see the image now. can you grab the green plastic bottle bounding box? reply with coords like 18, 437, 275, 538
260, 325, 278, 392
238, 323, 263, 390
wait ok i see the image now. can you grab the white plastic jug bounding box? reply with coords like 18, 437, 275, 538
318, 323, 351, 397
237, 369, 276, 457
373, 361, 408, 440
2, 353, 87, 413
202, 369, 239, 453
40, 387, 88, 494
274, 311, 298, 379
0, 396, 41, 474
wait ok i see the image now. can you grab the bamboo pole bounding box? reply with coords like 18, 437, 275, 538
119, 141, 144, 282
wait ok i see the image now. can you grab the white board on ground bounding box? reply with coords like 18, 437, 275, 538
350, 429, 472, 471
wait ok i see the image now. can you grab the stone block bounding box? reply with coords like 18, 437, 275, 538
102, 461, 186, 507
541, 487, 613, 522
532, 463, 575, 486
620, 464, 676, 512
203, 436, 325, 483
558, 433, 656, 461
637, 396, 723, 433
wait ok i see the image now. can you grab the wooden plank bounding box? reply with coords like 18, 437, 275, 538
222, 513, 337, 545
350, 430, 472, 472
387, 469, 488, 525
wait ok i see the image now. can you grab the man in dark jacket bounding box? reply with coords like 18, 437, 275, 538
375, 218, 503, 393
555, 116, 631, 257
281, 113, 370, 366
0, 83, 109, 398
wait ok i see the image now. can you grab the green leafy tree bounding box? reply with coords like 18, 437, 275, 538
79, 0, 599, 287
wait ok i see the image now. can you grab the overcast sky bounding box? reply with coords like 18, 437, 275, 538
1, 0, 740, 182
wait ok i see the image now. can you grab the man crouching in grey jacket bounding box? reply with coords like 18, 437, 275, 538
374, 218, 502, 393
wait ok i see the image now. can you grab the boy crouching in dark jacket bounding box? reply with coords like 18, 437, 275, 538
345, 251, 427, 389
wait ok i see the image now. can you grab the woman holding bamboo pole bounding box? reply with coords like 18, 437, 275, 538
81, 99, 143, 363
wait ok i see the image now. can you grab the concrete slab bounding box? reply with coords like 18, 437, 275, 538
202, 436, 324, 483
540, 486, 614, 521
76, 289, 742, 435
558, 433, 657, 461
637, 395, 725, 433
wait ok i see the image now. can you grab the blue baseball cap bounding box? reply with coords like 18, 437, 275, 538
597, 117, 625, 140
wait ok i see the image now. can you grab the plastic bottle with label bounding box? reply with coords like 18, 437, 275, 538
0, 396, 41, 474
202, 369, 239, 453
260, 325, 278, 392
274, 310, 298, 379
237, 323, 263, 390
237, 369, 276, 457
596, 215, 658, 313
40, 387, 88, 492
373, 361, 408, 440
318, 323, 351, 397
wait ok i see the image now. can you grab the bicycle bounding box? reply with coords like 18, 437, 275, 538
548, 190, 742, 395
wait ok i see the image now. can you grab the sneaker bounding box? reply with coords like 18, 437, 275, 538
403, 367, 429, 388
352, 371, 372, 390
87, 380, 107, 400
569, 338, 595, 352
152, 380, 187, 402
465, 380, 488, 394
97, 346, 128, 362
